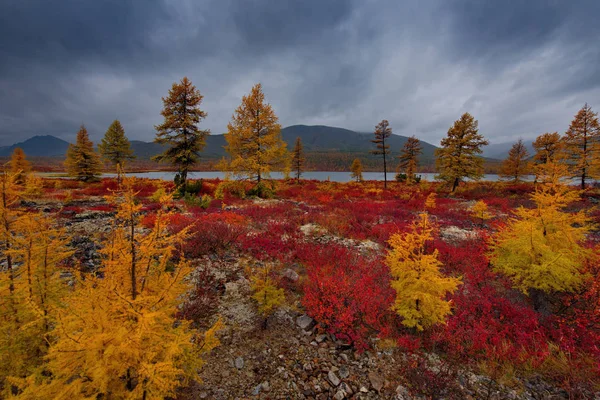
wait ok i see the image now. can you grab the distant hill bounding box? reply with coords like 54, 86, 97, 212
0, 135, 70, 157
4, 126, 506, 172
482, 140, 535, 160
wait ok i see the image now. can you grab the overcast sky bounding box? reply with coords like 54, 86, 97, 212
1, 0, 599, 146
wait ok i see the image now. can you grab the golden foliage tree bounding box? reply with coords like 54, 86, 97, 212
490, 178, 593, 299
15, 183, 222, 399
99, 120, 135, 183
350, 158, 363, 182
10, 148, 31, 185
223, 83, 288, 183
0, 213, 72, 396
532, 132, 566, 183
154, 77, 210, 189
563, 103, 600, 189
499, 139, 530, 183
371, 120, 392, 188
470, 200, 492, 226
248, 262, 285, 329
291, 136, 305, 181
387, 213, 461, 330
397, 136, 422, 184
435, 113, 489, 192
64, 125, 103, 182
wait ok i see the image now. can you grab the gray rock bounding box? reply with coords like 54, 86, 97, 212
334, 390, 346, 400
234, 356, 244, 369
338, 366, 350, 379
328, 370, 341, 387
296, 314, 315, 330
369, 371, 385, 393
395, 384, 411, 399
261, 381, 270, 392
252, 384, 261, 396
360, 386, 369, 393
282, 268, 299, 282
315, 333, 328, 343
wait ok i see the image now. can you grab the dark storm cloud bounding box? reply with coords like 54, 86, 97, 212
0, 0, 599, 147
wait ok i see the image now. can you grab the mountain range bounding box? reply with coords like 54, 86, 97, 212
0, 125, 504, 171
0, 125, 438, 158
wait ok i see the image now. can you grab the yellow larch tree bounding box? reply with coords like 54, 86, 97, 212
1, 213, 72, 396
435, 112, 489, 192
531, 132, 567, 184
470, 200, 493, 226
387, 213, 461, 331
247, 262, 285, 329
397, 136, 422, 184
563, 103, 600, 189
10, 148, 31, 185
490, 174, 594, 300
350, 158, 363, 182
15, 181, 222, 399
499, 139, 530, 183
223, 83, 288, 184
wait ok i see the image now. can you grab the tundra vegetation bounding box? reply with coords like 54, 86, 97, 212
1, 96, 599, 398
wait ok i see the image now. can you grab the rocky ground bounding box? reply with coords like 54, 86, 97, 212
26, 196, 592, 400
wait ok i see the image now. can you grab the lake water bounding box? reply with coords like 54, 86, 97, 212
102, 171, 520, 183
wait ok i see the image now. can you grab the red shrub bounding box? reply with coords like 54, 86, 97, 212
302, 244, 395, 350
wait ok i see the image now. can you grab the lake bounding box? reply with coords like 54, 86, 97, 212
101, 171, 521, 182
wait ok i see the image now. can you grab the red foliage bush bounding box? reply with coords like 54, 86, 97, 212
301, 243, 395, 350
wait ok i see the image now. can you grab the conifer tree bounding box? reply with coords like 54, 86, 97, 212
532, 132, 565, 182
248, 262, 285, 329
64, 125, 102, 182
99, 119, 135, 183
387, 213, 461, 330
223, 83, 288, 183
371, 120, 392, 188
154, 77, 210, 189
563, 103, 600, 189
291, 136, 305, 181
470, 200, 492, 226
499, 139, 530, 183
435, 113, 489, 192
350, 158, 363, 182
0, 172, 23, 393
490, 176, 593, 304
10, 148, 31, 184
0, 213, 72, 396
397, 136, 422, 184
15, 182, 222, 398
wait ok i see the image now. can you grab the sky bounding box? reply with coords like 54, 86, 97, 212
1, 0, 599, 146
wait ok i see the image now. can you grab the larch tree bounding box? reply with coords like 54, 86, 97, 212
371, 120, 392, 189
64, 125, 103, 182
490, 176, 594, 310
350, 158, 363, 182
99, 119, 135, 183
563, 103, 600, 189
387, 213, 461, 330
435, 112, 489, 192
499, 139, 531, 183
248, 262, 285, 329
10, 148, 31, 184
397, 136, 422, 184
16, 181, 222, 399
532, 132, 565, 183
0, 172, 23, 393
1, 213, 72, 395
223, 83, 288, 184
154, 77, 210, 190
291, 136, 305, 181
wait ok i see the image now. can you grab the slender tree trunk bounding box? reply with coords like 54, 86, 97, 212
130, 215, 137, 300
452, 177, 459, 192
383, 136, 387, 189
